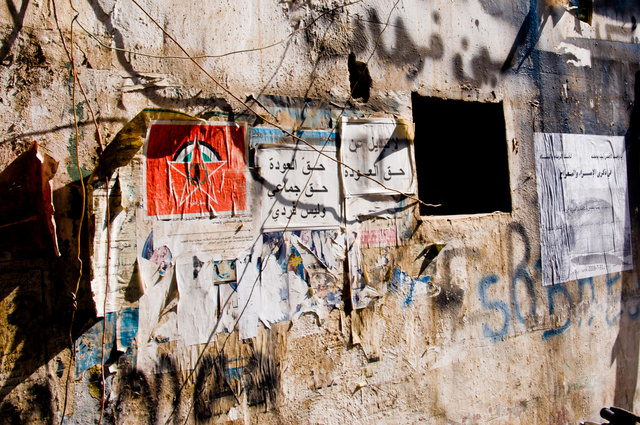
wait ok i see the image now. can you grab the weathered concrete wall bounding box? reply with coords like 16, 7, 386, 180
1, 0, 639, 423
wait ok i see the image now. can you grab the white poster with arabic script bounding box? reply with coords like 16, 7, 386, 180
340, 117, 415, 196
535, 133, 632, 286
257, 145, 341, 230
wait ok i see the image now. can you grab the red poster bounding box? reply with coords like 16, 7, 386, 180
145, 121, 247, 218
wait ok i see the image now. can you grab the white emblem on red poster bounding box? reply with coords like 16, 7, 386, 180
144, 121, 247, 218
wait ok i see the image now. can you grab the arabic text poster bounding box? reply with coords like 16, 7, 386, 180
340, 118, 415, 196
144, 121, 247, 218
256, 145, 341, 230
535, 133, 632, 285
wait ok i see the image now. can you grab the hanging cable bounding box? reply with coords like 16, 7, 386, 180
52, 0, 108, 421
165, 1, 407, 423
128, 0, 437, 209
75, 0, 364, 61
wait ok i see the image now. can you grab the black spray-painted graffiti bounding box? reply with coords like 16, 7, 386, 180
111, 346, 279, 424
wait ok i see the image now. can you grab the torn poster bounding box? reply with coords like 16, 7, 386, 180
219, 282, 239, 334
76, 313, 116, 376
387, 268, 440, 308
340, 118, 415, 196
144, 121, 247, 218
534, 133, 632, 285
293, 230, 345, 310
176, 257, 221, 346
260, 232, 339, 326
249, 127, 337, 148
256, 145, 341, 230
149, 217, 254, 263
92, 172, 138, 316
140, 230, 172, 276
347, 222, 380, 310
136, 262, 180, 371
236, 243, 261, 340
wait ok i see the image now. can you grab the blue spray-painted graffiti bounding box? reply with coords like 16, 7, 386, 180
478, 274, 510, 341
478, 271, 626, 342
542, 284, 573, 341
388, 268, 436, 308
118, 307, 139, 349
475, 222, 629, 341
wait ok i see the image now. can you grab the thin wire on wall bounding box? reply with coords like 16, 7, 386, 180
52, 0, 109, 421
51, 0, 434, 422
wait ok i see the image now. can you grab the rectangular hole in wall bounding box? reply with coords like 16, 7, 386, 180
412, 93, 512, 216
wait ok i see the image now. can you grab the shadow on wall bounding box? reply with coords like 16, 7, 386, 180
594, 0, 639, 21
0, 0, 30, 63
611, 70, 640, 410
0, 148, 97, 419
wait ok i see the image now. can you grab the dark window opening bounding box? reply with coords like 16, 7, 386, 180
348, 53, 372, 102
412, 93, 512, 216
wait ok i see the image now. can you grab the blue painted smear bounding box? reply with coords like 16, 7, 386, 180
118, 307, 139, 350
249, 127, 337, 148
607, 309, 623, 326
388, 268, 432, 308
388, 268, 407, 293
75, 312, 117, 376
226, 366, 245, 382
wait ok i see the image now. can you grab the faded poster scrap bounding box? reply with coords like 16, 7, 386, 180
150, 218, 254, 262
340, 118, 415, 196
535, 133, 632, 285
76, 313, 116, 376
117, 307, 139, 352
260, 232, 340, 325
249, 127, 337, 148
294, 230, 345, 310
236, 243, 261, 340
92, 171, 138, 317
176, 257, 220, 346
346, 223, 380, 310
256, 145, 341, 230
144, 121, 247, 218
140, 231, 172, 276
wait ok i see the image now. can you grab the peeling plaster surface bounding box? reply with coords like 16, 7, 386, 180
1, 0, 640, 423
